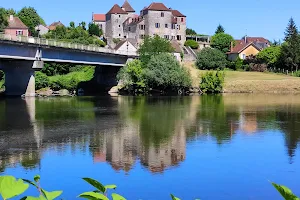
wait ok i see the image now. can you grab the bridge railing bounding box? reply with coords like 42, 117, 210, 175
0, 33, 137, 56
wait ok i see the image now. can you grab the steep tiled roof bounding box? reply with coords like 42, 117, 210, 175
172, 10, 186, 17
244, 37, 269, 44
6, 16, 28, 29
107, 4, 127, 15
121, 0, 135, 12
49, 21, 64, 31
146, 3, 170, 11
228, 40, 261, 54
93, 14, 106, 22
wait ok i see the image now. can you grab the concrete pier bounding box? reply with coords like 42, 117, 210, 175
0, 60, 43, 96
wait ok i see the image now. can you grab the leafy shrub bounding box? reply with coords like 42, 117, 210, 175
35, 71, 50, 90
227, 57, 244, 70
196, 47, 227, 70
0, 79, 4, 89
184, 40, 199, 49
249, 63, 267, 72
200, 71, 225, 93
144, 53, 192, 90
117, 59, 146, 93
211, 33, 235, 53
294, 71, 300, 77
49, 67, 95, 91
256, 46, 281, 67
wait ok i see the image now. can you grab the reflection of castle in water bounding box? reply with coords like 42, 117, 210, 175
91, 116, 187, 173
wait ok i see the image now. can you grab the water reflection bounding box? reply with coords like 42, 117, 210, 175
0, 94, 300, 174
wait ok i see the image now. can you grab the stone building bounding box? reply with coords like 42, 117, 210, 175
93, 1, 186, 47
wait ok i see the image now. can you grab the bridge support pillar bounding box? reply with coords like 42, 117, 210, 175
0, 60, 43, 97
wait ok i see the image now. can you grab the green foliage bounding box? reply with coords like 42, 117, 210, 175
171, 194, 181, 200
211, 33, 235, 53
144, 53, 192, 90
17, 7, 45, 36
184, 40, 199, 49
272, 182, 299, 200
138, 35, 174, 66
215, 24, 225, 34
0, 79, 4, 90
0, 70, 4, 80
80, 178, 125, 200
196, 47, 227, 70
0, 8, 9, 32
117, 59, 146, 93
0, 176, 29, 199
35, 72, 50, 90
44, 24, 105, 47
285, 18, 298, 42
227, 57, 244, 70
41, 63, 72, 76
186, 28, 197, 35
257, 46, 281, 67
200, 71, 225, 93
88, 23, 102, 37
49, 66, 95, 91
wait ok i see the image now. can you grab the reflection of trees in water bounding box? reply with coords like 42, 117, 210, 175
275, 106, 300, 160
196, 95, 239, 144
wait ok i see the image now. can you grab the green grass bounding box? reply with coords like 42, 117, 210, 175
184, 62, 300, 93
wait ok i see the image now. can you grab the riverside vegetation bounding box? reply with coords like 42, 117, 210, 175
0, 175, 298, 200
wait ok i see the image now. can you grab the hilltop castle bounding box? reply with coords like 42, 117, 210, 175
93, 1, 186, 47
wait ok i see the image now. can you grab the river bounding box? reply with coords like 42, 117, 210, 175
0, 94, 299, 199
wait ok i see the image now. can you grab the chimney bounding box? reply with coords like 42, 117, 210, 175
9, 15, 13, 21
122, 7, 125, 11
230, 41, 233, 52
244, 35, 247, 43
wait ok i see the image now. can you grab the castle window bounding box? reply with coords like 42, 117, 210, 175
119, 34, 121, 37
177, 35, 181, 41
164, 35, 169, 40
119, 15, 121, 18
128, 27, 131, 31
161, 12, 164, 17
119, 25, 121, 27
165, 24, 168, 28
181, 18, 184, 22
140, 25, 145, 30
177, 25, 181, 30
171, 24, 176, 29
140, 34, 145, 39
155, 23, 160, 28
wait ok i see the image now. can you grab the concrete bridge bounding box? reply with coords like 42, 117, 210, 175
0, 34, 137, 96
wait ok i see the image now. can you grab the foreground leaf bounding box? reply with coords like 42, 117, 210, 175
82, 178, 106, 193
105, 185, 117, 190
0, 176, 29, 199
272, 182, 299, 200
78, 192, 109, 200
23, 196, 46, 200
170, 194, 181, 200
41, 189, 63, 200
111, 193, 126, 200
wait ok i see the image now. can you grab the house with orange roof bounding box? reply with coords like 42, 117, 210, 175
227, 37, 269, 61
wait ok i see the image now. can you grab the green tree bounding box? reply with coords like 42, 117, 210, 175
69, 21, 75, 29
17, 7, 45, 36
257, 46, 281, 67
196, 47, 227, 70
144, 53, 191, 90
186, 28, 197, 35
284, 17, 298, 42
211, 33, 235, 53
138, 35, 174, 66
184, 40, 199, 49
215, 24, 225, 34
0, 8, 8, 32
200, 71, 225, 93
5, 8, 16, 16
279, 18, 300, 71
88, 23, 101, 37
80, 21, 86, 30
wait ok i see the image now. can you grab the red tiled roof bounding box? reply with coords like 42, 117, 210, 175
172, 10, 186, 17
48, 21, 64, 31
121, 0, 135, 12
93, 14, 106, 22
146, 2, 170, 11
244, 37, 269, 44
107, 4, 127, 15
6, 16, 28, 29
228, 40, 261, 54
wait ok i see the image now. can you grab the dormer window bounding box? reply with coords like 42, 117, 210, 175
161, 12, 164, 17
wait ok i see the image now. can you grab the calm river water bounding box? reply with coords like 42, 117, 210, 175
0, 94, 299, 200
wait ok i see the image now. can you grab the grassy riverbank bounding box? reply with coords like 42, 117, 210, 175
184, 62, 300, 93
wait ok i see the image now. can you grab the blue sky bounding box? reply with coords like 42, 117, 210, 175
3, 0, 300, 40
